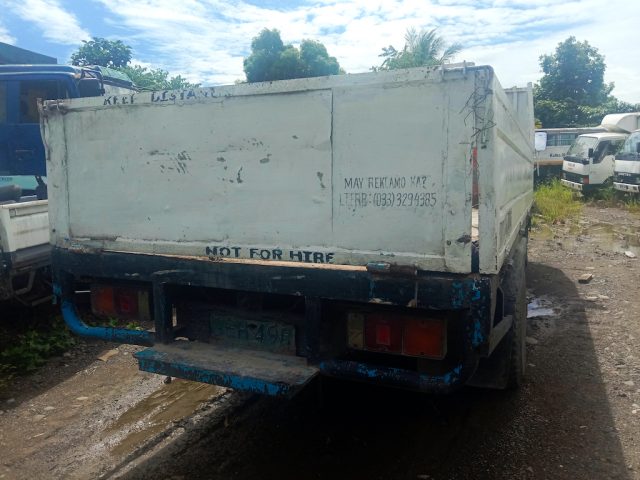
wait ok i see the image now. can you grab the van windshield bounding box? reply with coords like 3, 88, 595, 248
566, 136, 598, 159
619, 132, 640, 160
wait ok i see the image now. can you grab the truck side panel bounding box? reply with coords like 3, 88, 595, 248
478, 76, 533, 273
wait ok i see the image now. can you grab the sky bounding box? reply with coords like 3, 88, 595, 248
1, 0, 639, 103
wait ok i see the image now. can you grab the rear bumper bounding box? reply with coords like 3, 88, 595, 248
0, 243, 51, 301
53, 248, 494, 395
560, 179, 583, 191
613, 182, 640, 193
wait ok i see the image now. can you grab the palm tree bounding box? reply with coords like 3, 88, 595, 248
376, 28, 462, 71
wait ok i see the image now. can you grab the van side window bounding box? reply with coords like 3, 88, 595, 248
19, 80, 69, 123
609, 139, 625, 155
545, 133, 576, 147
0, 82, 6, 124
592, 141, 609, 164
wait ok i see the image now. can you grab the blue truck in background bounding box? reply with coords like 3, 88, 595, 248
0, 64, 135, 304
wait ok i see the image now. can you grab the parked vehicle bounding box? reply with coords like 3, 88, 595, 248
561, 113, 640, 192
534, 127, 605, 184
0, 64, 135, 304
613, 130, 640, 194
44, 65, 534, 396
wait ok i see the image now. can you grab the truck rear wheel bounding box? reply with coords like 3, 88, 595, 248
467, 234, 527, 390
504, 238, 527, 389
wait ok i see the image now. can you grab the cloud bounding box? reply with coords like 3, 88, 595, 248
1, 0, 90, 45
0, 20, 15, 44
89, 0, 640, 103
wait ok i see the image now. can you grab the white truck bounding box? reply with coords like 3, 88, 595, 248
533, 126, 605, 184
43, 65, 534, 395
613, 129, 640, 194
561, 113, 640, 192
0, 194, 49, 303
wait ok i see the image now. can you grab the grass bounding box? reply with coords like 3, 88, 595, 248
627, 198, 640, 213
533, 178, 640, 222
533, 179, 583, 224
0, 315, 75, 390
581, 184, 640, 213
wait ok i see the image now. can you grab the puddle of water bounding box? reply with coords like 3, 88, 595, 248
527, 296, 558, 338
527, 297, 556, 318
107, 379, 220, 457
581, 222, 640, 256
534, 221, 640, 257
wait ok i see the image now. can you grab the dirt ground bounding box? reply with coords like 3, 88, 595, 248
0, 204, 638, 480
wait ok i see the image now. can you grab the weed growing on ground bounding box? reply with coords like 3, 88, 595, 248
0, 316, 75, 379
583, 187, 640, 213
533, 179, 582, 224
627, 198, 640, 214
584, 185, 617, 203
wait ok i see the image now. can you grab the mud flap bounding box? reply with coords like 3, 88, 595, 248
135, 342, 319, 397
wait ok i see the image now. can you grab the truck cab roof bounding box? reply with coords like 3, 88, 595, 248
580, 132, 628, 141
0, 64, 85, 76
0, 64, 134, 89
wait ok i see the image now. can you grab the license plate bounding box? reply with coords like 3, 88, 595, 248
210, 315, 296, 354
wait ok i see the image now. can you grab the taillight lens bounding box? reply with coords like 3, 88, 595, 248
364, 314, 403, 353
403, 318, 446, 358
91, 284, 151, 321
348, 312, 446, 359
582, 176, 589, 185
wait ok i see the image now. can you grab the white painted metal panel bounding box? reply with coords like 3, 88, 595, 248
0, 200, 49, 253
65, 91, 333, 250
478, 72, 534, 273
331, 76, 474, 271
43, 66, 532, 274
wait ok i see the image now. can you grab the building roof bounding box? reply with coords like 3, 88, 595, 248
0, 42, 57, 65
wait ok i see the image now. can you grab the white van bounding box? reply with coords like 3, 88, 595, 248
613, 130, 640, 194
561, 132, 627, 191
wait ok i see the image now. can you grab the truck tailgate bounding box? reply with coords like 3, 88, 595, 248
43, 68, 499, 273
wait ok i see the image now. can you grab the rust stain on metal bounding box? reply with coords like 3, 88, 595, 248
456, 234, 472, 245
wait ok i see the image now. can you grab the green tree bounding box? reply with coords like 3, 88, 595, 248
243, 28, 342, 82
533, 37, 639, 127
71, 37, 198, 90
119, 65, 199, 90
70, 37, 132, 68
374, 28, 461, 71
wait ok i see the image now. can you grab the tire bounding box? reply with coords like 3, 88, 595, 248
466, 234, 527, 390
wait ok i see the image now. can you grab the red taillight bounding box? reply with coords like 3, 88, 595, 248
91, 285, 151, 321
350, 312, 446, 359
403, 318, 446, 358
116, 289, 138, 316
365, 314, 402, 353
582, 176, 589, 185
376, 324, 391, 345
